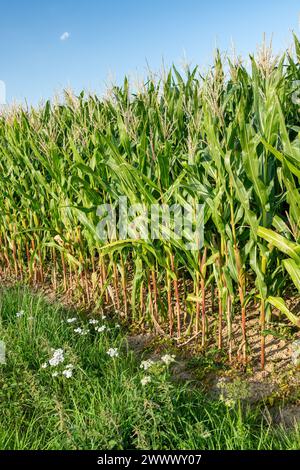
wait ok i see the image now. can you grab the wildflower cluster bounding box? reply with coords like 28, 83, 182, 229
161, 354, 176, 366
74, 327, 89, 336
107, 348, 119, 358
65, 314, 116, 336
141, 376, 151, 386
41, 348, 75, 379
140, 353, 176, 386
62, 364, 75, 378
40, 313, 122, 382
49, 348, 64, 366
96, 325, 106, 333
140, 359, 155, 371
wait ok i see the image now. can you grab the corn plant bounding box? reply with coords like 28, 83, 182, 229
0, 36, 300, 368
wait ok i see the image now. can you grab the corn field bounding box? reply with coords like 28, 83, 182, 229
1, 36, 300, 368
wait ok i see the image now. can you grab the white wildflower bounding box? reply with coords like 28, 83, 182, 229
89, 319, 99, 325
74, 327, 83, 334
115, 324, 120, 329
224, 398, 236, 408
107, 348, 119, 358
16, 310, 24, 318
52, 371, 59, 377
140, 359, 155, 371
41, 362, 48, 369
49, 348, 64, 366
141, 376, 151, 386
74, 327, 89, 336
62, 368, 73, 378
102, 315, 107, 320
95, 325, 106, 333
66, 317, 77, 323
161, 354, 176, 366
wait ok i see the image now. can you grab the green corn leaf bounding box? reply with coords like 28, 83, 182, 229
257, 227, 300, 262
267, 296, 300, 327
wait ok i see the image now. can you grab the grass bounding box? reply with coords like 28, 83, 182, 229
0, 286, 300, 450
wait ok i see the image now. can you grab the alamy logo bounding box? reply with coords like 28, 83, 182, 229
0, 341, 5, 364
96, 197, 205, 251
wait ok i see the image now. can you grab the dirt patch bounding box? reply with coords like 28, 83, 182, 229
171, 360, 196, 382
208, 375, 277, 403
126, 334, 155, 354
271, 405, 300, 428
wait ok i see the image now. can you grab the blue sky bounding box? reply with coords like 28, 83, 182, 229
0, 0, 299, 104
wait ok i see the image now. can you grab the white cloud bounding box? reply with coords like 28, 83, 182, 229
60, 32, 70, 41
